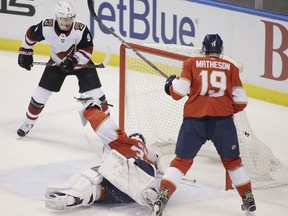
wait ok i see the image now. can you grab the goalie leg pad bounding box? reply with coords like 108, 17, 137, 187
98, 150, 159, 207
45, 168, 103, 210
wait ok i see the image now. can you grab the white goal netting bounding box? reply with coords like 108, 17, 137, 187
119, 43, 288, 189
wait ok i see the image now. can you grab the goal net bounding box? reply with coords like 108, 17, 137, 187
119, 43, 288, 189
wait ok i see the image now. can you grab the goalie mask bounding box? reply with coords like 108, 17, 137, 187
129, 133, 146, 145
202, 34, 223, 54
55, 0, 76, 31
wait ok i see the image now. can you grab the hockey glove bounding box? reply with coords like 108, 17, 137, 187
18, 47, 33, 71
60, 55, 77, 74
164, 74, 176, 95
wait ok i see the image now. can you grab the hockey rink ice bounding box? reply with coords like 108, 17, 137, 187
0, 50, 288, 216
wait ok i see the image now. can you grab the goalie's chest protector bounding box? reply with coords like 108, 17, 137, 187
42, 19, 85, 64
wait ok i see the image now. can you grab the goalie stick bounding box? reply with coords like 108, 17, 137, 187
33, 46, 111, 68
87, 0, 168, 78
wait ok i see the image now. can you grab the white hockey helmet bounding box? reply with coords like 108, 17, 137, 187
55, 0, 76, 31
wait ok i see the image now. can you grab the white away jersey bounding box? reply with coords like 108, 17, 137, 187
21, 18, 93, 65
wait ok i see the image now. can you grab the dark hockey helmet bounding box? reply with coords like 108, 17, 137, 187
129, 133, 146, 145
202, 34, 223, 54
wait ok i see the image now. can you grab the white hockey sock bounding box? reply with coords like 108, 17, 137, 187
228, 165, 250, 186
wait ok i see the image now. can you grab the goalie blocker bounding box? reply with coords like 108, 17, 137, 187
45, 150, 159, 210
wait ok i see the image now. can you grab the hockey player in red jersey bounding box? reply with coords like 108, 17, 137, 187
17, 0, 109, 137
45, 94, 159, 210
151, 34, 256, 216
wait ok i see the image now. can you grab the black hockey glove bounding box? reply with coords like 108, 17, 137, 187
18, 47, 33, 71
164, 74, 176, 95
60, 55, 77, 74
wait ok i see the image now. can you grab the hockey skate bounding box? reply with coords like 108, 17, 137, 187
17, 122, 34, 137
45, 192, 78, 210
151, 188, 170, 216
141, 188, 158, 208
241, 190, 256, 216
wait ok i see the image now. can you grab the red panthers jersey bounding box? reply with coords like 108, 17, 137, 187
83, 108, 155, 164
169, 56, 248, 118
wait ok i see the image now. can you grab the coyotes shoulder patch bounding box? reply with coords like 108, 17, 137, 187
74, 22, 85, 31
43, 19, 54, 27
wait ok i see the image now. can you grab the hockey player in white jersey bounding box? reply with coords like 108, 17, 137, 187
17, 0, 109, 137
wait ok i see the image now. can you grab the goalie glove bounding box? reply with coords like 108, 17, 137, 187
164, 74, 176, 95
60, 55, 77, 74
18, 47, 33, 71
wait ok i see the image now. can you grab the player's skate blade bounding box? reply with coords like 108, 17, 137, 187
243, 210, 256, 216
241, 190, 256, 216
151, 188, 169, 216
17, 122, 34, 137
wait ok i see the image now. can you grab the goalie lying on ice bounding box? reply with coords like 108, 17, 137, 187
45, 94, 161, 210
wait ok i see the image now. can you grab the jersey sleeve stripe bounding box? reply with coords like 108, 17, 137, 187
172, 78, 190, 97
232, 87, 248, 104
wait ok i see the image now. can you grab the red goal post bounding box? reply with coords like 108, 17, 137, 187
119, 42, 288, 189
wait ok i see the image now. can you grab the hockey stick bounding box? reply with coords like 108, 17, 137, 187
33, 62, 104, 68
33, 46, 111, 68
87, 0, 168, 78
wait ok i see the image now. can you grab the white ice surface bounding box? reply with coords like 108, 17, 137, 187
0, 51, 288, 216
